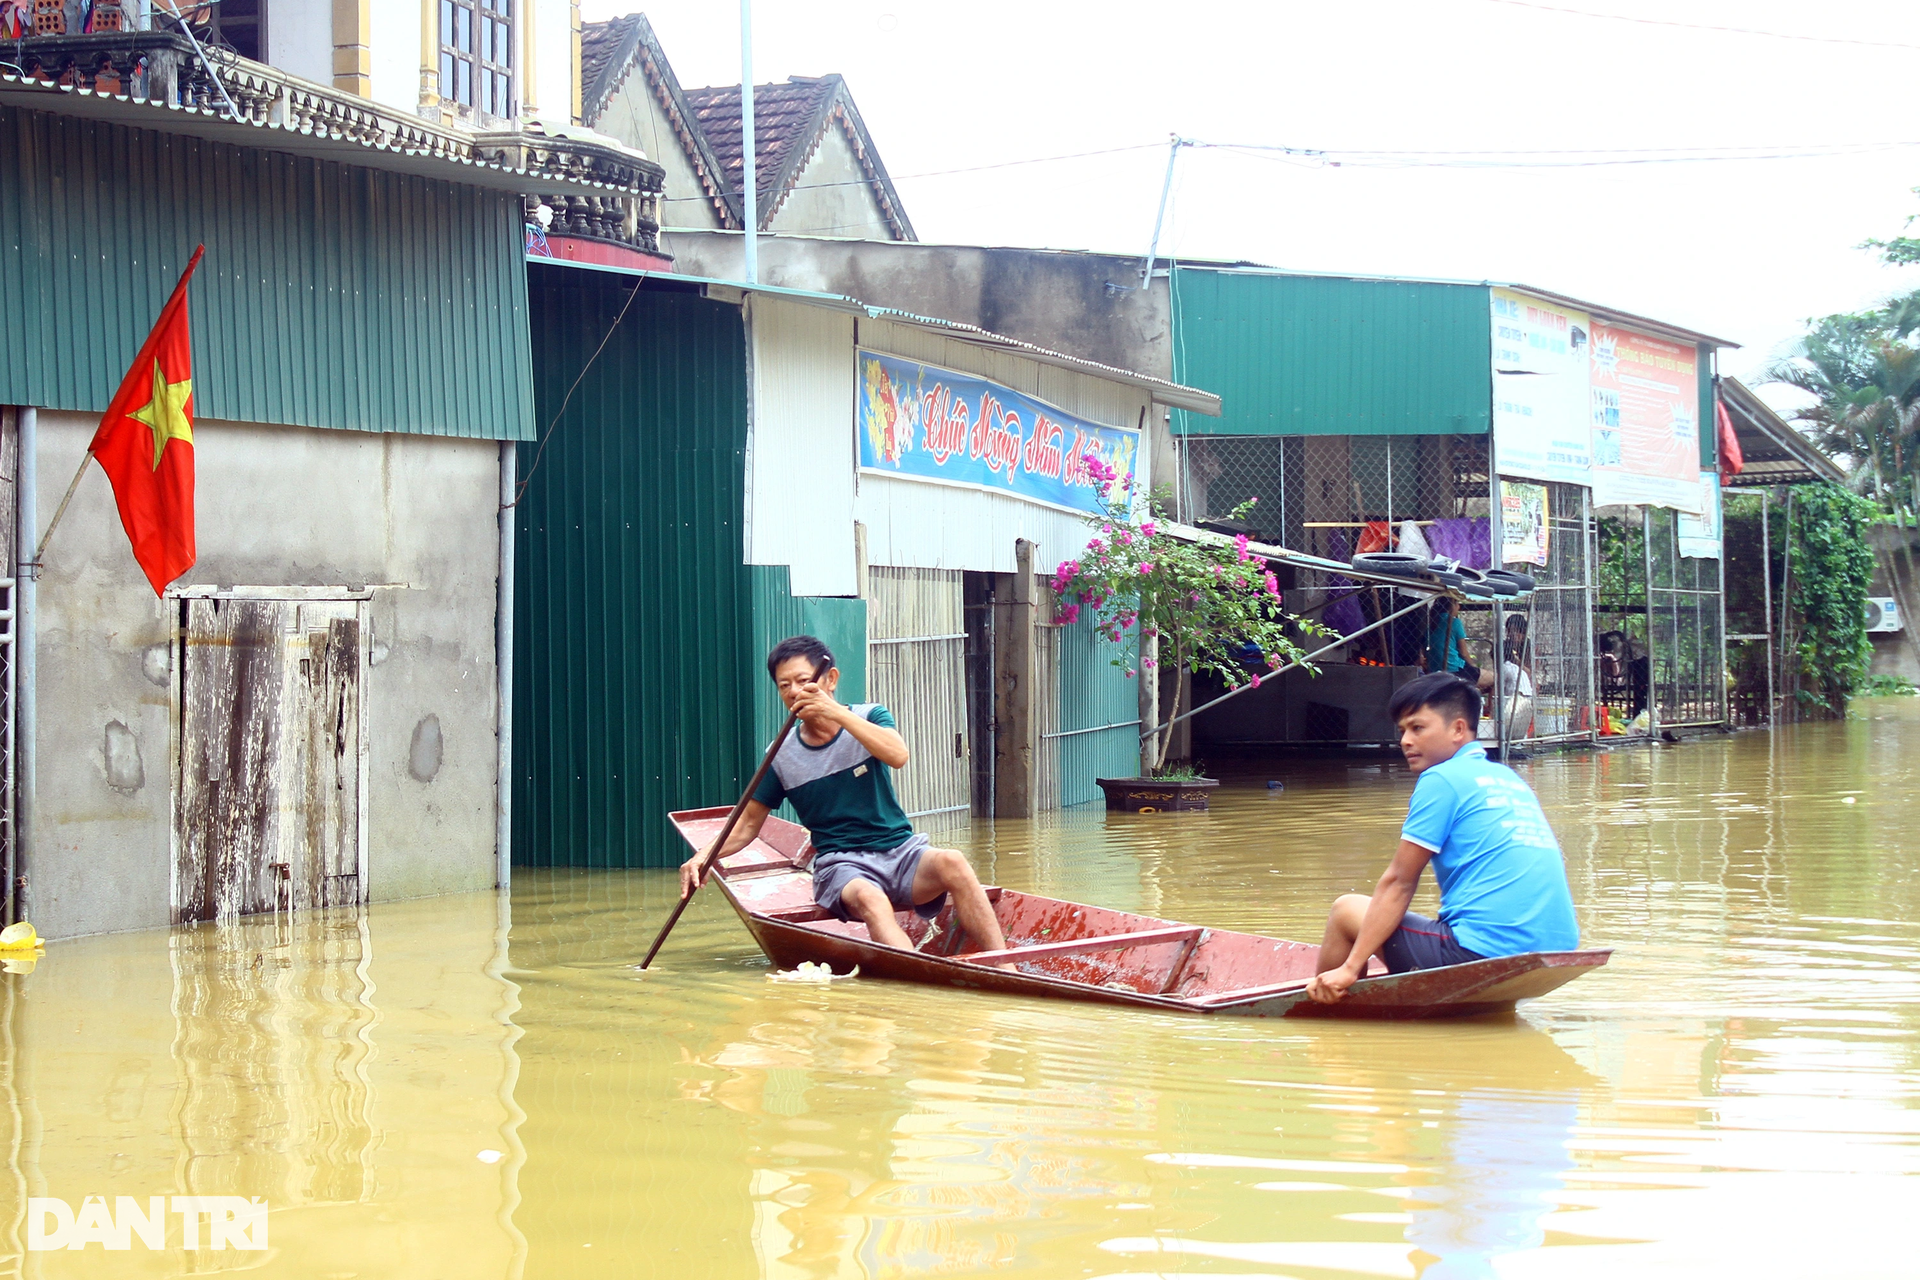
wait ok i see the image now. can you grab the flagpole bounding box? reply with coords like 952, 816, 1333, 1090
31, 451, 95, 568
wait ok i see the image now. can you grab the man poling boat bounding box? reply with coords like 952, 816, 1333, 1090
657, 641, 1609, 1018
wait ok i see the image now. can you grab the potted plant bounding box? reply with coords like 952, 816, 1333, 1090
1052, 454, 1324, 812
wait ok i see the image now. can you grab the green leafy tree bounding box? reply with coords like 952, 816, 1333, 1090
1784, 484, 1879, 714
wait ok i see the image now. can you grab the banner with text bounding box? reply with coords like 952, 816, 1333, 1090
1491, 288, 1592, 487
1587, 322, 1703, 512
1676, 472, 1723, 559
856, 350, 1140, 514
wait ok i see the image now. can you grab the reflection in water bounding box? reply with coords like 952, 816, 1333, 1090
0, 705, 1917, 1276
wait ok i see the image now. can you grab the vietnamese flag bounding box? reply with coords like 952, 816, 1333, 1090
91, 245, 202, 596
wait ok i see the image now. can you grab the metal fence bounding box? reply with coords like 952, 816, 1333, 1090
1648, 507, 1727, 729
866, 567, 971, 833
1495, 482, 1594, 745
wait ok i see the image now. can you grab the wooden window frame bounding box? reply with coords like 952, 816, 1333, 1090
439, 0, 514, 117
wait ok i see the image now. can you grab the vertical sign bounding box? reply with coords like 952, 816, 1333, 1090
1676, 472, 1723, 558
1491, 288, 1592, 487
1588, 322, 1703, 512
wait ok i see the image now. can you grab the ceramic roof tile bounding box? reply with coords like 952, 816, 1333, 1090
580, 14, 642, 113
682, 77, 840, 211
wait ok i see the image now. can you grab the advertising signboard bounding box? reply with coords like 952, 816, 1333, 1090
1500, 480, 1550, 568
1588, 322, 1703, 512
1491, 288, 1592, 487
855, 350, 1141, 515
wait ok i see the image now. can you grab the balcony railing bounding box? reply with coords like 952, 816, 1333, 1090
5, 28, 665, 258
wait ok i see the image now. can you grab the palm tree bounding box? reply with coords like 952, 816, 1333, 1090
1768, 321, 1920, 508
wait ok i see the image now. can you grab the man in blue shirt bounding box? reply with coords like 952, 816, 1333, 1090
1306, 672, 1579, 1004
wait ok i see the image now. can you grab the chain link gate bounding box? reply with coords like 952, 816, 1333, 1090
1495, 482, 1595, 745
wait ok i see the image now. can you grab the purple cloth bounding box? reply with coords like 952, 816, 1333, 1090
1326, 593, 1366, 637
1426, 517, 1491, 570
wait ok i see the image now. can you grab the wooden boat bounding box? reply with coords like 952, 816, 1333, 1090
669, 807, 1611, 1019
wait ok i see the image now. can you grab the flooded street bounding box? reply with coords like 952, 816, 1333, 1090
12, 704, 1920, 1279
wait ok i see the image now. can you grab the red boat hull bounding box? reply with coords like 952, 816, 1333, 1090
670, 807, 1610, 1019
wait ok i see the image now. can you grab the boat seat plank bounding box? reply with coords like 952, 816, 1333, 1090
958, 925, 1203, 965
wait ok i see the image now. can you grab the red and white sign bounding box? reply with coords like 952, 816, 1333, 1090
1587, 323, 1703, 512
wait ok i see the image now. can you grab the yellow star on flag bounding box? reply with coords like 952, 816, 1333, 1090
128, 359, 193, 470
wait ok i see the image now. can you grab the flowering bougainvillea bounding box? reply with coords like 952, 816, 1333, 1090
1051, 453, 1327, 771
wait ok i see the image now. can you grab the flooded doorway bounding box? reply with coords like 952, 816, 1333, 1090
173, 592, 369, 924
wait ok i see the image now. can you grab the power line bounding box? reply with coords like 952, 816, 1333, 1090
1197, 138, 1920, 169
1471, 0, 1920, 52
656, 143, 1164, 201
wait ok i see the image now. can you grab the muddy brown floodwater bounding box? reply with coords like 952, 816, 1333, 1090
8, 703, 1920, 1278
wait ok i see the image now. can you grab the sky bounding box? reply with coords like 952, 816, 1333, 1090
581, 0, 1920, 404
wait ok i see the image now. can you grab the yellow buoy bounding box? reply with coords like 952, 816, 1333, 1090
0, 922, 40, 952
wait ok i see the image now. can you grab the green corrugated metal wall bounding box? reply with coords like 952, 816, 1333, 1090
1054, 615, 1140, 806
512, 266, 755, 868
748, 566, 868, 752
0, 104, 533, 439
1169, 267, 1492, 437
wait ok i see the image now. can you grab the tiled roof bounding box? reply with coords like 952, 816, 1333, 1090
682, 77, 840, 213
580, 14, 643, 116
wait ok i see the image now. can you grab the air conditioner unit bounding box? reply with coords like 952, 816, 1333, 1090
1866, 596, 1903, 633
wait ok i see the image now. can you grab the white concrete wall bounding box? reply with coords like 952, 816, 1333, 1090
747, 295, 859, 595
767, 124, 894, 240
531, 0, 574, 122
28, 413, 502, 939
368, 1, 423, 113
266, 0, 333, 86
595, 67, 725, 229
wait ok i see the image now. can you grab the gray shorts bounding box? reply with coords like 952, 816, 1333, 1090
1378, 910, 1486, 973
811, 834, 947, 923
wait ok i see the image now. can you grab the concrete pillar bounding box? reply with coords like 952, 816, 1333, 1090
332, 0, 372, 97
993, 539, 1036, 818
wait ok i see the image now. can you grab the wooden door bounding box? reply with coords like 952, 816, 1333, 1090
175, 598, 366, 924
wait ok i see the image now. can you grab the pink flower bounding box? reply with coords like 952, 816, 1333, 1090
1189, 591, 1202, 604
1085, 538, 1105, 555
1264, 572, 1280, 597
1141, 521, 1157, 538
1137, 562, 1155, 575
1266, 652, 1282, 669
1116, 529, 1133, 546
1142, 656, 1157, 669
1145, 627, 1159, 639
1124, 667, 1136, 679
1250, 673, 1262, 687
1058, 602, 1081, 624
1234, 533, 1252, 563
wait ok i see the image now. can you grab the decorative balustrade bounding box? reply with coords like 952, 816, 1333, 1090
5, 28, 664, 256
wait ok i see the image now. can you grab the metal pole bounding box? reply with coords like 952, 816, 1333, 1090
1643, 505, 1658, 742
1715, 485, 1729, 728
495, 442, 517, 889
14, 407, 34, 925
1760, 488, 1774, 726
1151, 594, 1436, 739
1778, 488, 1793, 723
739, 0, 758, 285
1137, 137, 1184, 289
1582, 486, 1596, 743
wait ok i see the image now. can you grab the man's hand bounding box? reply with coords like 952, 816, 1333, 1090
787, 679, 849, 726
1306, 964, 1362, 1004
679, 846, 715, 899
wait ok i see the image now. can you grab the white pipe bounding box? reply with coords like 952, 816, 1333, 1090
495, 442, 516, 889
739, 0, 757, 284
14, 407, 34, 924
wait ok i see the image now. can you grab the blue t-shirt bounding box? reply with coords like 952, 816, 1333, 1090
1427, 614, 1467, 673
1399, 744, 1578, 957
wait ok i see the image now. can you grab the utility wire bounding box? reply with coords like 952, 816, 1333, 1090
1471, 0, 1920, 52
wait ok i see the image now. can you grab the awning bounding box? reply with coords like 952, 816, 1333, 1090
1719, 377, 1846, 487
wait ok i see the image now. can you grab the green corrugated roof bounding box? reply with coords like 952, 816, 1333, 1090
1169, 267, 1492, 437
